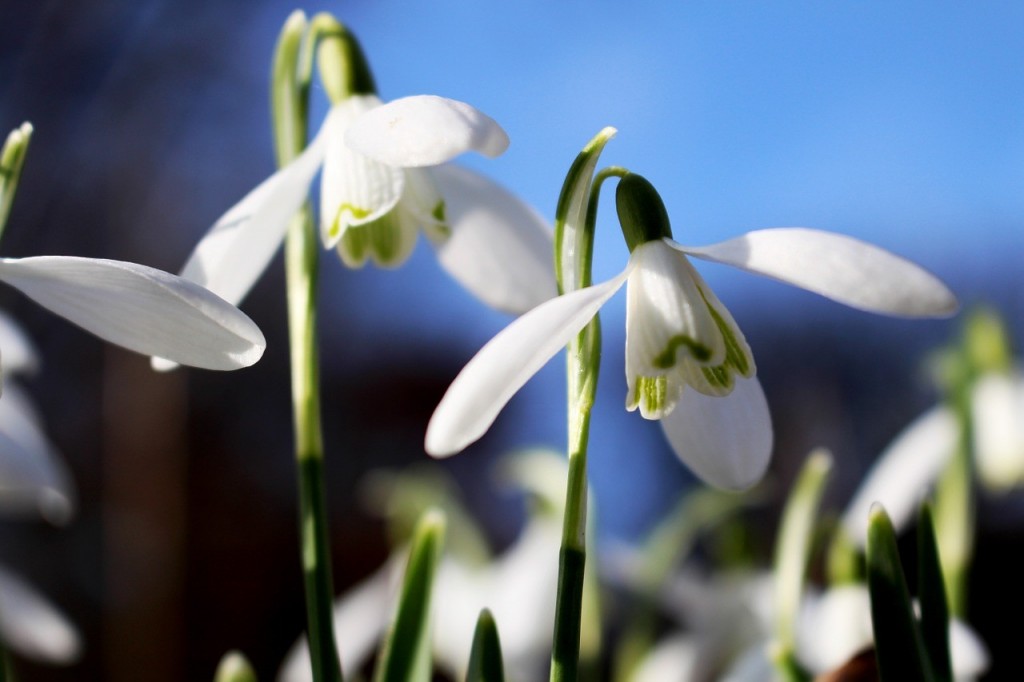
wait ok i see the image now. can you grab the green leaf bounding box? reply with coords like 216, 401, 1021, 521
0, 122, 32, 241
917, 504, 953, 682
466, 609, 505, 682
553, 127, 617, 294
772, 449, 832, 669
866, 504, 933, 682
374, 509, 446, 682
214, 651, 258, 682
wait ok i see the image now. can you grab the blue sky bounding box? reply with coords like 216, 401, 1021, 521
2, 1, 1021, 536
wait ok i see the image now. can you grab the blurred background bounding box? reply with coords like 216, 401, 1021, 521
0, 1, 1022, 679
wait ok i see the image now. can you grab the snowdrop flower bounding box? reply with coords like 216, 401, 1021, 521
172, 94, 555, 319
628, 569, 986, 682
427, 172, 957, 490
0, 123, 264, 373
842, 368, 1024, 544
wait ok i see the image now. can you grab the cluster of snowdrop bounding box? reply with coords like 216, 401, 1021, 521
3, 7, 1015, 682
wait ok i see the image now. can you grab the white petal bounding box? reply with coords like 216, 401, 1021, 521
841, 405, 958, 547
0, 257, 265, 370
659, 375, 772, 491
950, 617, 990, 679
0, 309, 39, 375
796, 586, 873, 674
629, 633, 701, 682
430, 164, 556, 314
971, 371, 1024, 492
320, 97, 405, 248
426, 270, 630, 457
0, 565, 81, 663
178, 112, 330, 306
677, 228, 958, 317
345, 95, 509, 167
0, 382, 74, 523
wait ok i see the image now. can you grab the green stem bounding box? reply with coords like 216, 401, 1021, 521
550, 168, 625, 682
273, 13, 343, 682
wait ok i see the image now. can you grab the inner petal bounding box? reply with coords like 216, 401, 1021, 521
319, 96, 405, 248
625, 240, 725, 384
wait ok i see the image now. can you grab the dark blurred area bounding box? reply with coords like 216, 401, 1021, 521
0, 2, 1021, 680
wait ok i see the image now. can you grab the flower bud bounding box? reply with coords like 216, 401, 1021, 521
616, 172, 673, 252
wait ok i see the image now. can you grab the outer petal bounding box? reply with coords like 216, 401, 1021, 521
426, 269, 630, 457
659, 376, 772, 491
676, 228, 958, 318
177, 111, 331, 306
430, 164, 556, 314
0, 565, 81, 663
320, 96, 405, 248
0, 382, 74, 523
0, 257, 265, 370
345, 95, 509, 167
841, 405, 957, 547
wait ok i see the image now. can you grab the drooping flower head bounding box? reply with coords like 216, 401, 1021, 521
427, 130, 957, 491
166, 13, 555, 329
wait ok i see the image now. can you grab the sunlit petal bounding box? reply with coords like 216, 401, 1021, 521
841, 405, 958, 546
676, 228, 958, 318
0, 565, 81, 663
426, 270, 630, 457
0, 257, 266, 370
795, 586, 873, 674
177, 112, 331, 306
950, 617, 990, 679
971, 372, 1024, 492
430, 164, 556, 314
346, 95, 509, 167
659, 376, 772, 491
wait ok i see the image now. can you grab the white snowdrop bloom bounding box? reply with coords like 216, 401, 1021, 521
427, 173, 956, 491
171, 94, 554, 323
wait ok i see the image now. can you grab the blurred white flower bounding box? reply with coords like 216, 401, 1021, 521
0, 316, 80, 664
624, 569, 987, 682
0, 565, 81, 664
842, 369, 1024, 546
171, 94, 555, 325
427, 221, 957, 491
278, 452, 567, 682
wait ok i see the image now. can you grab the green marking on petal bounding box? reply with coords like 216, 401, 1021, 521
630, 376, 668, 416
338, 223, 371, 267
432, 200, 446, 223
700, 363, 734, 391
339, 202, 374, 221
653, 335, 714, 369
700, 291, 754, 379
